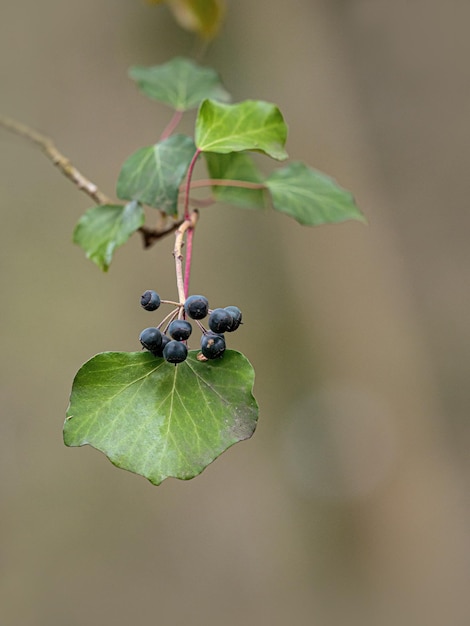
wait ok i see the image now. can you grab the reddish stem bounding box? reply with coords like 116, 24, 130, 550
160, 110, 184, 141
178, 149, 202, 298
184, 149, 201, 220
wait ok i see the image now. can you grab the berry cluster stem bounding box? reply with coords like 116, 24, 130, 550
176, 148, 202, 298
183, 227, 195, 297
173, 210, 199, 304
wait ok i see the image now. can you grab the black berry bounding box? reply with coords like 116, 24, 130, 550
184, 295, 209, 320
224, 306, 242, 331
152, 333, 171, 357
139, 327, 162, 352
141, 290, 161, 311
201, 333, 226, 359
163, 340, 188, 364
208, 308, 233, 334
168, 319, 192, 341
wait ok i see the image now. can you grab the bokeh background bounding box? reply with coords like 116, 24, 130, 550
1, 1, 469, 624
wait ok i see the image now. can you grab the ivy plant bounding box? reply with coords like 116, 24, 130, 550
0, 10, 364, 486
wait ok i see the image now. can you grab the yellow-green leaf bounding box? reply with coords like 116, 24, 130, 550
196, 99, 288, 161
150, 0, 226, 39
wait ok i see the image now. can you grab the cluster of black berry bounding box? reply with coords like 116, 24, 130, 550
138, 290, 242, 365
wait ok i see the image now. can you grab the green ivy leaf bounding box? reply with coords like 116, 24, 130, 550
266, 162, 365, 226
63, 350, 258, 486
129, 57, 230, 111
73, 202, 144, 271
204, 152, 267, 209
195, 99, 288, 160
116, 134, 196, 215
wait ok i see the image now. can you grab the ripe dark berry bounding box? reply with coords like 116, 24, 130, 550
139, 327, 162, 352
201, 332, 226, 359
152, 333, 171, 357
224, 306, 242, 331
184, 295, 209, 320
141, 290, 161, 311
168, 319, 192, 341
208, 308, 233, 334
163, 340, 188, 364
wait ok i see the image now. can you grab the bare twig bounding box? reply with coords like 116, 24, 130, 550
0, 115, 112, 205
139, 220, 183, 248
0, 114, 182, 248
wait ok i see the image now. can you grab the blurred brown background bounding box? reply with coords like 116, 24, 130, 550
1, 1, 469, 624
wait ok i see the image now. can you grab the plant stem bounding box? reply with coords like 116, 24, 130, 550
195, 320, 207, 334
188, 178, 266, 191
163, 310, 179, 334
0, 115, 111, 205
191, 36, 210, 62
184, 149, 202, 220
177, 149, 203, 298
173, 210, 199, 304
0, 114, 182, 248
185, 197, 215, 208
160, 110, 184, 141
161, 299, 183, 307
183, 227, 194, 297
139, 219, 183, 248
157, 307, 180, 331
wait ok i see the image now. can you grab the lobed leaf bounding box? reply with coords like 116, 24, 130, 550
195, 99, 288, 160
116, 134, 196, 215
64, 350, 258, 486
73, 202, 144, 271
266, 162, 365, 226
129, 57, 230, 111
204, 152, 267, 209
